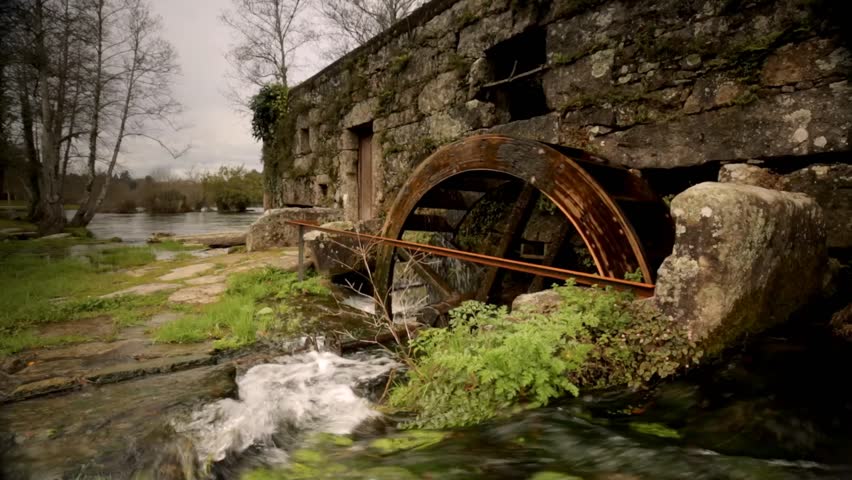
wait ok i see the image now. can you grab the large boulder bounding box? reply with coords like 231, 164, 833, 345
719, 163, 852, 250
654, 182, 826, 354
246, 207, 342, 252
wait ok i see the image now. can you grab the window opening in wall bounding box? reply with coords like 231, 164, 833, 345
476, 28, 550, 121
351, 122, 374, 221
299, 127, 311, 154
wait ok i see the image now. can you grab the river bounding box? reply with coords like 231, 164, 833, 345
82, 210, 263, 243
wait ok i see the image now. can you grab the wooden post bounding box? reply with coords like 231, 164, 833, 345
297, 224, 305, 281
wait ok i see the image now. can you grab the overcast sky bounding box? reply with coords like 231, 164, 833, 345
117, 0, 325, 178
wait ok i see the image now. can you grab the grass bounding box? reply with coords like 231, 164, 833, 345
154, 267, 331, 350
0, 239, 166, 355
0, 332, 92, 357
0, 217, 36, 230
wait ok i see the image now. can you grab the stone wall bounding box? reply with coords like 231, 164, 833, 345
265, 0, 851, 222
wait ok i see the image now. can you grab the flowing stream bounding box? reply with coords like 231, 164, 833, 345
143, 318, 852, 480
175, 351, 399, 465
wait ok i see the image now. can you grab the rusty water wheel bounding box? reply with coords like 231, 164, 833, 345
374, 134, 672, 323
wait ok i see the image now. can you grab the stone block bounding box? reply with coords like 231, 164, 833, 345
761, 38, 851, 87
654, 182, 826, 353
418, 71, 462, 114
246, 207, 343, 251
591, 83, 852, 168
720, 163, 852, 249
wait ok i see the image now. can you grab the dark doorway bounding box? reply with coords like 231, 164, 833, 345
352, 122, 374, 221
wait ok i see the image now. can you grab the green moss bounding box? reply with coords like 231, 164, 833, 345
388, 53, 411, 75
529, 473, 584, 480
376, 88, 396, 115
368, 430, 448, 454
447, 52, 472, 76
455, 8, 480, 28
629, 422, 682, 439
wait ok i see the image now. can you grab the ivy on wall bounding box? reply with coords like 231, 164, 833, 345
250, 83, 290, 142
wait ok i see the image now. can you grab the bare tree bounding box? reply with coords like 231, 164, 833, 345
220, 0, 315, 105
31, 0, 79, 233
70, 0, 182, 227
319, 0, 422, 59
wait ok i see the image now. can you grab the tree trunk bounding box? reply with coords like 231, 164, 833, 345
17, 76, 42, 222
34, 0, 66, 235
70, 0, 105, 228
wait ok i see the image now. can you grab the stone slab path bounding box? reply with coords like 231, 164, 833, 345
0, 247, 301, 402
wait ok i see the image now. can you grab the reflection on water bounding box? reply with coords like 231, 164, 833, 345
78, 210, 262, 243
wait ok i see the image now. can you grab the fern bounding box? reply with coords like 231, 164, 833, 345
390, 281, 697, 429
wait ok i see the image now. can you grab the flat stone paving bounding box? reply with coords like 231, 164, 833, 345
0, 247, 300, 403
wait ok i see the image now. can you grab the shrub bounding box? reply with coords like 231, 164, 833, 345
202, 165, 263, 212
389, 282, 698, 429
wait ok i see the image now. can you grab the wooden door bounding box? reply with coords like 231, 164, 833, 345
358, 133, 374, 220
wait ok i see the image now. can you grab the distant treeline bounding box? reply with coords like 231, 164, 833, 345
1, 165, 263, 214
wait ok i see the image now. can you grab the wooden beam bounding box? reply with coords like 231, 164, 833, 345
416, 188, 480, 210
439, 175, 512, 193
403, 214, 455, 232
475, 183, 537, 302
397, 249, 456, 299
528, 220, 573, 293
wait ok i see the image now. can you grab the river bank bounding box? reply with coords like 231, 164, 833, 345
1, 231, 851, 479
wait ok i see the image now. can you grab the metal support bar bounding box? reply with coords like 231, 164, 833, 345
297, 224, 305, 281
285, 219, 655, 297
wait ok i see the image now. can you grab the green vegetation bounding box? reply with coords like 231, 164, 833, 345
202, 165, 264, 212
0, 217, 36, 230
388, 53, 411, 75
250, 83, 290, 142
389, 282, 697, 429
154, 268, 331, 350
629, 421, 682, 439
0, 240, 165, 355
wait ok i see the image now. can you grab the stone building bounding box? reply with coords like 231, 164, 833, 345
249, 0, 852, 356
262, 0, 850, 232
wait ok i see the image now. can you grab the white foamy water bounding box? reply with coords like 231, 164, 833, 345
174, 351, 399, 464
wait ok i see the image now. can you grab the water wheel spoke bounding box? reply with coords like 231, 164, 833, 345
397, 248, 457, 300
528, 220, 572, 292
475, 183, 538, 302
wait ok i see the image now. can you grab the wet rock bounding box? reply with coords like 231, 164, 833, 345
720, 163, 852, 249
158, 263, 215, 281
654, 182, 826, 353
9, 376, 79, 401
246, 207, 342, 251
0, 364, 236, 479
85, 353, 216, 385
170, 231, 247, 248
